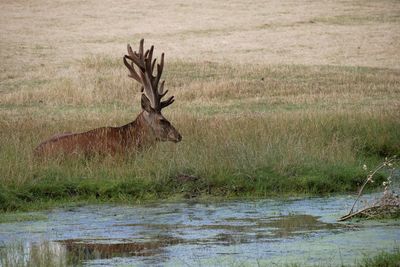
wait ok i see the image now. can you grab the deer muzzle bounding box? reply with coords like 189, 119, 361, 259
168, 130, 182, 143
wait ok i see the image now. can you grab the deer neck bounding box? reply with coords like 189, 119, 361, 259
123, 111, 157, 149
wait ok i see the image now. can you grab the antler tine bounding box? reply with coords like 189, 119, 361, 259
146, 46, 154, 72
124, 39, 175, 111
124, 39, 154, 104
160, 96, 175, 109
139, 65, 157, 107
154, 53, 164, 90
144, 46, 155, 89
151, 58, 157, 73
127, 44, 135, 58
123, 55, 141, 83
139, 39, 144, 59
143, 46, 158, 107
126, 44, 144, 69
158, 80, 167, 96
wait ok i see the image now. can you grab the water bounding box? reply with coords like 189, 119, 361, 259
0, 194, 399, 266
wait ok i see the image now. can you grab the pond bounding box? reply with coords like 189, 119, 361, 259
0, 194, 399, 266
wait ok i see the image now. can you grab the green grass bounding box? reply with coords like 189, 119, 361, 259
0, 59, 399, 212
357, 248, 400, 267
0, 212, 47, 224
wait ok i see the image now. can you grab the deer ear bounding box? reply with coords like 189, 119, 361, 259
141, 94, 154, 113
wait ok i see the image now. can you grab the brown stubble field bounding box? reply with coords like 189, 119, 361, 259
0, 0, 399, 210
1, 0, 400, 68
1, 0, 399, 120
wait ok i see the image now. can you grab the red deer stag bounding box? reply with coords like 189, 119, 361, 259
34, 39, 182, 157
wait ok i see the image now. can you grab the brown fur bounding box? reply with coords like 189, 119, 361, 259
34, 111, 180, 157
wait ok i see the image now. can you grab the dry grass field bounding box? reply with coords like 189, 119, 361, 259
0, 0, 399, 210
1, 0, 400, 68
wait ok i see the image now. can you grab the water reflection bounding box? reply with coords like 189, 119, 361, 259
58, 236, 183, 264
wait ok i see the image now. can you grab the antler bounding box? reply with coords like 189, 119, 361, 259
123, 39, 175, 111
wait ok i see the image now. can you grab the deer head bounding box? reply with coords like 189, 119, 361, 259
123, 39, 182, 143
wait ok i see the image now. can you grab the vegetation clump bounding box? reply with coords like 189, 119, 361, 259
357, 248, 400, 267
339, 156, 399, 221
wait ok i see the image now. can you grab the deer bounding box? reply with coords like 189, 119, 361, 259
34, 39, 182, 158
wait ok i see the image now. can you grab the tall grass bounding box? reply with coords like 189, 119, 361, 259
0, 58, 399, 211
0, 241, 68, 267
1, 241, 399, 267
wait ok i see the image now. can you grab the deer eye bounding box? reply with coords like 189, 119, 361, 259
159, 119, 169, 125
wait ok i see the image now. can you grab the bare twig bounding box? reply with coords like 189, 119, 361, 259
339, 156, 398, 221
348, 162, 386, 214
